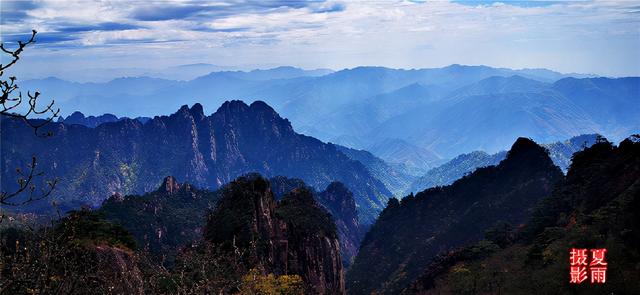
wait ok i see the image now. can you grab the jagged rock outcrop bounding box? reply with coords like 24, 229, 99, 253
1, 101, 391, 223
270, 176, 364, 266
204, 174, 345, 294
157, 175, 181, 195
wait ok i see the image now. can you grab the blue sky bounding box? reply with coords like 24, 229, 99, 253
1, 0, 639, 80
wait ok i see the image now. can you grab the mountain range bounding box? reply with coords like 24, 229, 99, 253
1, 101, 390, 224
21, 65, 638, 166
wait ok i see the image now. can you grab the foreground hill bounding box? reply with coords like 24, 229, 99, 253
0, 174, 348, 294
347, 138, 564, 294
1, 100, 390, 223
404, 136, 640, 294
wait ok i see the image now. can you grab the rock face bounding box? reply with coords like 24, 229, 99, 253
204, 175, 345, 294
270, 176, 364, 266
316, 182, 364, 267
1, 100, 390, 223
347, 138, 564, 295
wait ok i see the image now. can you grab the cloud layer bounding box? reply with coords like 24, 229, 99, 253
1, 0, 639, 79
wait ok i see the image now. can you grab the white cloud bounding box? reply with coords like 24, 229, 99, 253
2, 0, 639, 78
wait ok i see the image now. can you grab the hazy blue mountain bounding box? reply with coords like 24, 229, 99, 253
542, 133, 600, 172
511, 67, 595, 82
406, 134, 602, 194
317, 83, 444, 142
23, 65, 568, 121
445, 75, 550, 100
372, 76, 602, 157
334, 144, 417, 197
57, 111, 151, 128
366, 138, 443, 174
145, 63, 235, 81
19, 66, 636, 162
276, 65, 572, 134
216, 66, 333, 81
552, 77, 640, 138
405, 150, 507, 195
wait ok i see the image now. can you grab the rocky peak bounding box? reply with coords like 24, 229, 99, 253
107, 192, 124, 202
158, 176, 181, 195
318, 182, 356, 214
205, 175, 345, 294
214, 100, 293, 134
509, 137, 543, 154
172, 105, 199, 124
249, 100, 276, 113
216, 100, 250, 115
317, 182, 362, 267
502, 137, 558, 171
189, 103, 205, 121
67, 111, 86, 121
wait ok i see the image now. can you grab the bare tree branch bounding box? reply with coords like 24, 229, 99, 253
1, 30, 60, 137
1, 30, 60, 219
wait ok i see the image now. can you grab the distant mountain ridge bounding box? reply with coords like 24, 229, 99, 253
406, 134, 601, 194
57, 111, 151, 127
20, 65, 638, 163
334, 145, 417, 197
1, 100, 390, 224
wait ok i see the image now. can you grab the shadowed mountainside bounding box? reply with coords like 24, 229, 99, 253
347, 138, 564, 295
1, 101, 390, 224
403, 136, 640, 294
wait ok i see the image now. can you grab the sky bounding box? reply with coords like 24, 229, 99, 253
1, 0, 639, 81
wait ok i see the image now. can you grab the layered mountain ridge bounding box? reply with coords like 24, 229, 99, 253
22, 65, 636, 162
406, 134, 601, 194
1, 100, 390, 224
